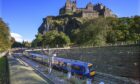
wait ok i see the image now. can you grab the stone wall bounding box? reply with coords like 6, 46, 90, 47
55, 45, 140, 81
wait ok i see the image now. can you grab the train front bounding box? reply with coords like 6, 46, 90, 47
87, 63, 96, 79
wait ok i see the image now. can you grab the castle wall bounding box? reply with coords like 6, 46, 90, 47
82, 11, 99, 18
59, 0, 116, 18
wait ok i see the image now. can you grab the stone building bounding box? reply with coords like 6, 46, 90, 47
59, 0, 116, 18
38, 0, 117, 35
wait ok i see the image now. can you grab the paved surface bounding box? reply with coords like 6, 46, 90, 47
8, 55, 49, 84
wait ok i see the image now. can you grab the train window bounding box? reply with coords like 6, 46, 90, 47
62, 62, 67, 67
71, 65, 80, 70
59, 62, 64, 66
81, 67, 85, 72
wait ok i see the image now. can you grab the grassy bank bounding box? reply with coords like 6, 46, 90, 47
0, 56, 10, 84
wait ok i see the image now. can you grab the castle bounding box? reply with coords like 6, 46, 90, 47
38, 0, 117, 35
59, 0, 116, 18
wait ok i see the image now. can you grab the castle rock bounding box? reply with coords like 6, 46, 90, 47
38, 0, 117, 35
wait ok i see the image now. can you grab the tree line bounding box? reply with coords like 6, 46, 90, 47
32, 16, 140, 48
32, 30, 70, 48
71, 16, 140, 46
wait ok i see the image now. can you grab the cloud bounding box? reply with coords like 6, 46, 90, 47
11, 32, 23, 42
10, 32, 31, 42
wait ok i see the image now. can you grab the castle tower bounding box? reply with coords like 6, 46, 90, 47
66, 0, 72, 10
71, 0, 77, 12
86, 2, 94, 11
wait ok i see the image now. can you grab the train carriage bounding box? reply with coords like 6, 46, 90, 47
54, 57, 95, 79
27, 52, 96, 79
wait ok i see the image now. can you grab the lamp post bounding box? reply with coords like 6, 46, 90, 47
67, 63, 71, 79
48, 48, 52, 73
86, 78, 92, 84
48, 48, 57, 74
8, 49, 11, 57
52, 53, 56, 64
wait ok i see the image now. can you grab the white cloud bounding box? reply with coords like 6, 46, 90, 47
10, 32, 31, 42
11, 32, 23, 42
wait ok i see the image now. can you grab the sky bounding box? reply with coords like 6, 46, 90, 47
0, 0, 140, 42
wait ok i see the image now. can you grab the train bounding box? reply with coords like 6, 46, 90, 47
24, 52, 96, 79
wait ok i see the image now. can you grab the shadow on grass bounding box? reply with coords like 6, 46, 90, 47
0, 56, 10, 84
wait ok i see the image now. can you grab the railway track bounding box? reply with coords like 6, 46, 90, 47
15, 55, 55, 84
14, 53, 140, 84
93, 72, 140, 84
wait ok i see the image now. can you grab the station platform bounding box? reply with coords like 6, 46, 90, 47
8, 55, 49, 84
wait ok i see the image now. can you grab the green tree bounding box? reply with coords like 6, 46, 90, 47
71, 29, 80, 43
31, 33, 43, 47
43, 30, 70, 47
31, 39, 38, 48
77, 18, 109, 46
128, 16, 140, 43
12, 42, 23, 48
22, 41, 31, 48
0, 18, 11, 52
54, 32, 71, 47
35, 33, 43, 47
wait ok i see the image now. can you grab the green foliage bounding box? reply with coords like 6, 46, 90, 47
0, 18, 11, 52
71, 29, 80, 43
43, 30, 70, 47
74, 18, 109, 46
31, 34, 43, 47
32, 30, 70, 48
22, 41, 31, 48
43, 30, 59, 47
31, 39, 38, 48
11, 37, 31, 48
72, 16, 140, 46
0, 57, 9, 84
12, 42, 23, 48
107, 16, 140, 43
37, 16, 140, 47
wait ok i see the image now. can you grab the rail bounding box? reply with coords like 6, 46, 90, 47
17, 56, 54, 84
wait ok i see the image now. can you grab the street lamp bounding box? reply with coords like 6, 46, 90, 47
52, 53, 57, 64
48, 48, 57, 74
67, 63, 71, 79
